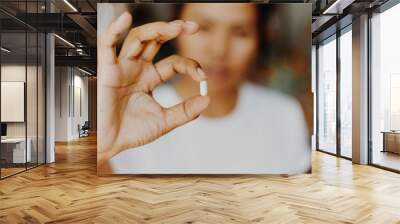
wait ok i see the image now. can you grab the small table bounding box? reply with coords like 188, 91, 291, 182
381, 131, 400, 154
1, 138, 32, 164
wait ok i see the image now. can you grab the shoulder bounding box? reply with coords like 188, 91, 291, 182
241, 82, 302, 113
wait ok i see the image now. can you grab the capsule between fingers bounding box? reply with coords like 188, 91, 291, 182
200, 80, 208, 96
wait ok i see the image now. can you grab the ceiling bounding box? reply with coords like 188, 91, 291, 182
0, 0, 392, 74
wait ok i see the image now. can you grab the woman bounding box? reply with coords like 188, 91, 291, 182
97, 3, 310, 174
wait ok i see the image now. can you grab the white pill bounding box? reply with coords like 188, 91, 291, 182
200, 80, 208, 96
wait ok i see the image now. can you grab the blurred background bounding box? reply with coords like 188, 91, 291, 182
98, 3, 313, 133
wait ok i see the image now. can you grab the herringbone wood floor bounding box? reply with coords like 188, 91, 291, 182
1, 135, 400, 224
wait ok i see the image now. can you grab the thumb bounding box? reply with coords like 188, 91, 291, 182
164, 95, 210, 132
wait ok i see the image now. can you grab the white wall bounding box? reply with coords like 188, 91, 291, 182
70, 73, 89, 139
55, 67, 89, 141
55, 66, 69, 141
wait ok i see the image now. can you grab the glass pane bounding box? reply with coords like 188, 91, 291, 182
26, 0, 39, 169
27, 31, 38, 169
340, 29, 352, 158
318, 37, 337, 154
38, 32, 45, 165
371, 3, 400, 171
312, 45, 317, 151
0, 1, 46, 178
1, 31, 27, 177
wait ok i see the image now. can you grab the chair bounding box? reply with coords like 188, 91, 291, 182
78, 121, 90, 138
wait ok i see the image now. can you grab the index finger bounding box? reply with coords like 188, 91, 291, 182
119, 20, 199, 59
98, 12, 133, 64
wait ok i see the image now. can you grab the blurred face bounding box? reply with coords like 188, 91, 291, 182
177, 3, 259, 93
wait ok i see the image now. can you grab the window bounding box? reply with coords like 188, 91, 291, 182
370, 2, 400, 171
316, 25, 353, 159
390, 74, 400, 130
317, 36, 337, 154
339, 28, 352, 158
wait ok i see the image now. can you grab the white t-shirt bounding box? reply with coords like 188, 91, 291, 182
111, 82, 310, 174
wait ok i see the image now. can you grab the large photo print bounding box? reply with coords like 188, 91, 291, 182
97, 3, 312, 174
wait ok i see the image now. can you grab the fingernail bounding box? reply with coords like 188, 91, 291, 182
197, 67, 206, 79
185, 21, 198, 28
169, 20, 183, 25
116, 12, 130, 25
168, 21, 183, 29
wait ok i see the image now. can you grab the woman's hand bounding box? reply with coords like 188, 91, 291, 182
97, 12, 210, 171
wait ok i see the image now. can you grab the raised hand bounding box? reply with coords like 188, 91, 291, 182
97, 12, 210, 172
